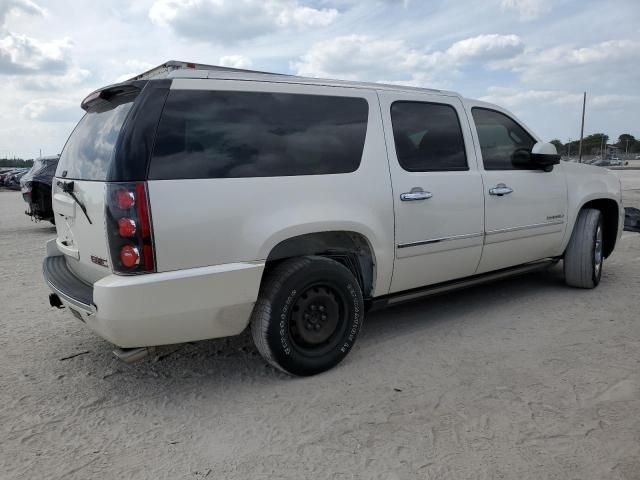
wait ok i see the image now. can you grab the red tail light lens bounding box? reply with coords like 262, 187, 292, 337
120, 245, 140, 267
115, 189, 135, 210
118, 218, 137, 237
106, 182, 155, 274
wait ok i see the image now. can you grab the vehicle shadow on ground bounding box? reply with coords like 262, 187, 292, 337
363, 265, 566, 339
0, 224, 56, 236
79, 265, 569, 399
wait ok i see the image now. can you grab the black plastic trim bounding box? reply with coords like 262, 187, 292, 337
109, 79, 171, 181
368, 259, 558, 311
43, 256, 94, 310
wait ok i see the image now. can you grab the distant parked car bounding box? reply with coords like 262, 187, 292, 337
21, 155, 59, 223
1, 168, 28, 187
0, 168, 21, 185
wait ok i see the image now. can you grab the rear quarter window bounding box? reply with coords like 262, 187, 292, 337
149, 90, 369, 179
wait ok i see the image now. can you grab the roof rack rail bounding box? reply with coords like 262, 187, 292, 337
127, 60, 283, 81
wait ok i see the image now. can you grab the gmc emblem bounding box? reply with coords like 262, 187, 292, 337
91, 255, 109, 268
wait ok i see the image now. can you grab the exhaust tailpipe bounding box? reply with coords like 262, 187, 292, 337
112, 347, 155, 364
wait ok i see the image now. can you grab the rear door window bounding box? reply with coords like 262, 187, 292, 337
149, 90, 369, 179
390, 101, 468, 172
56, 95, 135, 180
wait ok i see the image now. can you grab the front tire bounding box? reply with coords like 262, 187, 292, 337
564, 208, 604, 289
251, 256, 364, 376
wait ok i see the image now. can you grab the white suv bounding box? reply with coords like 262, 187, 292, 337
44, 61, 624, 375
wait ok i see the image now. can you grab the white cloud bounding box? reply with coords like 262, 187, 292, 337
293, 35, 424, 80
0, 0, 45, 24
20, 66, 90, 90
517, 40, 640, 69
500, 0, 550, 21
495, 39, 640, 89
481, 87, 640, 109
21, 97, 81, 122
292, 33, 524, 86
112, 59, 155, 83
479, 87, 579, 107
149, 0, 338, 44
219, 54, 252, 69
0, 33, 71, 74
446, 34, 523, 63
0, 0, 76, 77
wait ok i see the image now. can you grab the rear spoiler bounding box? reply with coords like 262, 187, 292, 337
81, 81, 148, 111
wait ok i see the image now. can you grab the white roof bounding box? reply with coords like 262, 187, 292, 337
130, 60, 461, 98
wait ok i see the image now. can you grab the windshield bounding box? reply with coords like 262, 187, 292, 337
56, 96, 135, 180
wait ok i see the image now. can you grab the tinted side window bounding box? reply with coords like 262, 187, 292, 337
471, 108, 536, 170
149, 90, 369, 179
390, 102, 467, 172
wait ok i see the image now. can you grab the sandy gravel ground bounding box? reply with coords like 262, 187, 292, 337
1, 172, 640, 480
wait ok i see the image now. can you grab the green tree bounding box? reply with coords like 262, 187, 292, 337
0, 158, 34, 168
550, 139, 564, 154
582, 133, 608, 156
617, 134, 637, 154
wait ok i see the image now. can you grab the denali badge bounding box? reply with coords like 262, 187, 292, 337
547, 214, 565, 221
91, 255, 109, 268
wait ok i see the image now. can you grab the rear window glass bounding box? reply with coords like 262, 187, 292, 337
149, 90, 369, 179
57, 96, 135, 180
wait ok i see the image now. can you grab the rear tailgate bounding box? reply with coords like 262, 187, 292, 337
52, 86, 139, 283
53, 180, 111, 283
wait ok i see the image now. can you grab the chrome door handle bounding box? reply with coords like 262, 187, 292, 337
400, 190, 433, 201
489, 183, 513, 196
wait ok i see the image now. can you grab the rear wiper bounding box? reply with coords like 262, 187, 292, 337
58, 180, 92, 224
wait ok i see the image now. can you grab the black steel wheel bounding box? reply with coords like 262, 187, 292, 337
251, 256, 364, 376
288, 283, 346, 356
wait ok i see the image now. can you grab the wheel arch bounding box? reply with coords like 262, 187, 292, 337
574, 198, 620, 258
264, 231, 377, 298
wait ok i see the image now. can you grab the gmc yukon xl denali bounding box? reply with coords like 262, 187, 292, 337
44, 61, 624, 376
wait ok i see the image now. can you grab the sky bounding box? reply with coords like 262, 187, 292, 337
0, 0, 639, 158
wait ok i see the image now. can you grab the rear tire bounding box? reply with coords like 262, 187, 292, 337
564, 208, 603, 289
251, 256, 364, 376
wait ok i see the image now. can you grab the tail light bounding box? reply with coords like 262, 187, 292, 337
106, 182, 155, 274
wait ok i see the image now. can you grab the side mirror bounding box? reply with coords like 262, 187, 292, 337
531, 142, 561, 172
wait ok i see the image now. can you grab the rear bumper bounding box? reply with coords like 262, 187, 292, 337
43, 256, 95, 313
43, 243, 264, 348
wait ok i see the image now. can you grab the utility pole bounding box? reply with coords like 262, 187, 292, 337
578, 91, 586, 163
567, 138, 571, 159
